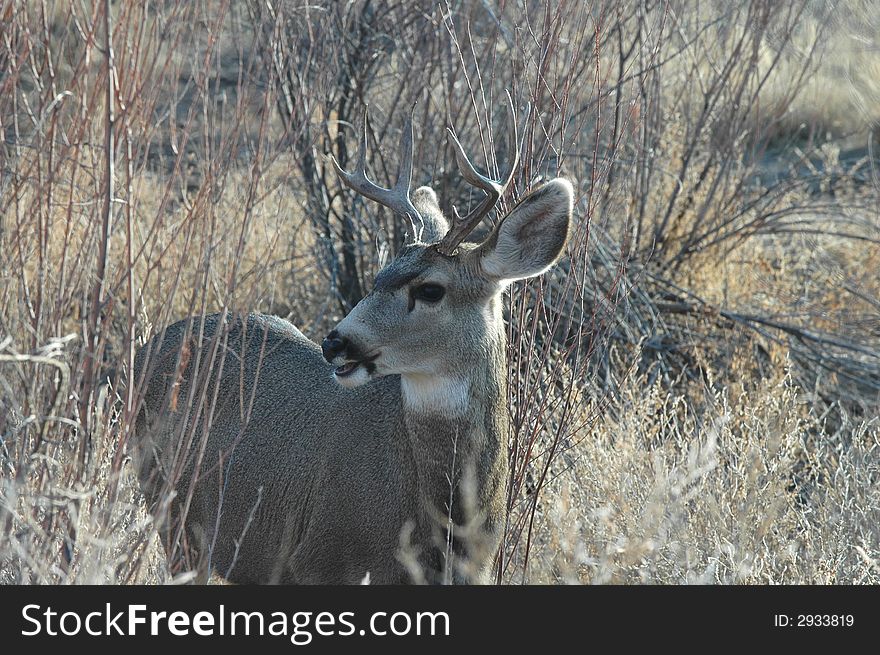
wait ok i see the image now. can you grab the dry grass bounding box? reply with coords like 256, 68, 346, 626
767, 0, 880, 140
1, 0, 878, 584
527, 366, 880, 584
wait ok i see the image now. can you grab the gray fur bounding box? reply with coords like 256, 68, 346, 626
411, 186, 449, 242
133, 178, 574, 584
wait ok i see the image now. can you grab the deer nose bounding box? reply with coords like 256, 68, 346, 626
321, 330, 348, 362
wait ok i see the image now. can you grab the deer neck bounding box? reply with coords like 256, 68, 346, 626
398, 298, 510, 575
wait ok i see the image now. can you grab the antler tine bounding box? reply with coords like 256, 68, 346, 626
436, 97, 520, 256
330, 107, 423, 238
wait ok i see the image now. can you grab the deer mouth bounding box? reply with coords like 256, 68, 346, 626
333, 353, 380, 379
334, 361, 360, 378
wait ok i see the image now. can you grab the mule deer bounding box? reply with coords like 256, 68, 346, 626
133, 110, 573, 584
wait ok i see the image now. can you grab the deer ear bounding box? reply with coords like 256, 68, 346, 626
412, 186, 450, 243
479, 178, 573, 283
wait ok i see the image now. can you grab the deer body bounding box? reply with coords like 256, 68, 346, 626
134, 113, 573, 584
136, 307, 508, 583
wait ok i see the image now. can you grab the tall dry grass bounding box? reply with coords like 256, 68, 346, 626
1, 0, 878, 584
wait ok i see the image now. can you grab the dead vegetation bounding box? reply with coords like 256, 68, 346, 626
1, 0, 878, 584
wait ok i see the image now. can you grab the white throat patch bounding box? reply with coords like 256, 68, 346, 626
400, 374, 470, 416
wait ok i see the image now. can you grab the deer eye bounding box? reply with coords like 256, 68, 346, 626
412, 283, 446, 303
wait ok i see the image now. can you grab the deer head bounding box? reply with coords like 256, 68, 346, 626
322, 109, 573, 414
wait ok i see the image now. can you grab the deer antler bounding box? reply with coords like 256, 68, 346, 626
330, 107, 423, 238
436, 98, 520, 256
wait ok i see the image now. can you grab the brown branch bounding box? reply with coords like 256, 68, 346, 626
81, 0, 115, 453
